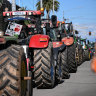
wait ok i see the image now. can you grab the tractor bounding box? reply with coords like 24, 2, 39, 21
0, 9, 45, 96
87, 41, 95, 58
80, 38, 91, 61
32, 15, 66, 87
74, 36, 84, 65
60, 21, 77, 73
52, 21, 71, 79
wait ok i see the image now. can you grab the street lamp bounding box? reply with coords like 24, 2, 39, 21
40, 0, 43, 8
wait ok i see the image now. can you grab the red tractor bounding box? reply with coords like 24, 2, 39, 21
31, 15, 66, 88
51, 20, 71, 79
60, 22, 77, 73
0, 9, 44, 96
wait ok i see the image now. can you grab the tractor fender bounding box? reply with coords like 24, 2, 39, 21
52, 41, 63, 61
62, 37, 74, 46
53, 41, 63, 48
29, 34, 50, 48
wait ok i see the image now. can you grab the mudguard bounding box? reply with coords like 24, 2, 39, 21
53, 42, 63, 48
62, 37, 74, 46
29, 34, 50, 48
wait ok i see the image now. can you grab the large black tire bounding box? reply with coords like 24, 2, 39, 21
84, 49, 90, 61
75, 45, 79, 66
78, 48, 83, 66
34, 43, 55, 88
67, 44, 77, 73
0, 45, 27, 96
61, 49, 70, 79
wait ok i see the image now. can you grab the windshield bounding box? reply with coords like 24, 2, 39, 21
50, 28, 57, 41
4, 16, 42, 37
61, 23, 73, 34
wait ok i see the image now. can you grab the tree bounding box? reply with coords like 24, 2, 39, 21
36, 0, 60, 18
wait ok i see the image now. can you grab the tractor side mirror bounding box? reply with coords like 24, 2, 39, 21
89, 31, 91, 35
87, 40, 90, 44
51, 15, 57, 27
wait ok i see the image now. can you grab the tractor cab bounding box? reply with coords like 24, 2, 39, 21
0, 9, 44, 47
40, 16, 61, 42
61, 22, 73, 37
49, 20, 62, 41
80, 39, 88, 49
3, 10, 44, 39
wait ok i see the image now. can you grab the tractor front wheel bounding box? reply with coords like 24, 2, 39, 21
67, 44, 77, 73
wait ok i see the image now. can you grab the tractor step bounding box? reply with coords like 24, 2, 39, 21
24, 77, 31, 80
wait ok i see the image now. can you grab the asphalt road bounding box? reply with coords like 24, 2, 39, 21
33, 60, 96, 96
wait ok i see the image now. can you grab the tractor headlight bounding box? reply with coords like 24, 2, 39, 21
6, 13, 10, 16
0, 31, 4, 37
67, 36, 70, 39
28, 12, 32, 15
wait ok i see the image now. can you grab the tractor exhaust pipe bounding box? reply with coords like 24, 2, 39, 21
12, 0, 16, 11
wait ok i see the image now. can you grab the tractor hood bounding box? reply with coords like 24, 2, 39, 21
29, 34, 50, 48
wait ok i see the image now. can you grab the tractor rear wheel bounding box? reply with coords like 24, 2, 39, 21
75, 45, 80, 66
78, 49, 83, 66
84, 49, 90, 61
67, 44, 77, 73
34, 43, 55, 88
0, 45, 27, 96
61, 49, 70, 79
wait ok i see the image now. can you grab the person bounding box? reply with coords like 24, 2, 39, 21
91, 43, 96, 72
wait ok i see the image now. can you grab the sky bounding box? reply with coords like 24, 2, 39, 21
8, 0, 96, 42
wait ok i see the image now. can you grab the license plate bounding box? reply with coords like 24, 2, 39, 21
13, 12, 26, 16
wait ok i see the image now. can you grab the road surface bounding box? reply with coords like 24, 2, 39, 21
33, 60, 96, 96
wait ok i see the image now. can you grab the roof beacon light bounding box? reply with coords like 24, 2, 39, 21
62, 21, 65, 24
40, 8, 44, 14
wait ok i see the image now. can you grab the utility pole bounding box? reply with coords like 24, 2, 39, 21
53, 0, 54, 15
19, 0, 20, 7
12, 0, 16, 11
40, 0, 43, 8
63, 11, 64, 21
